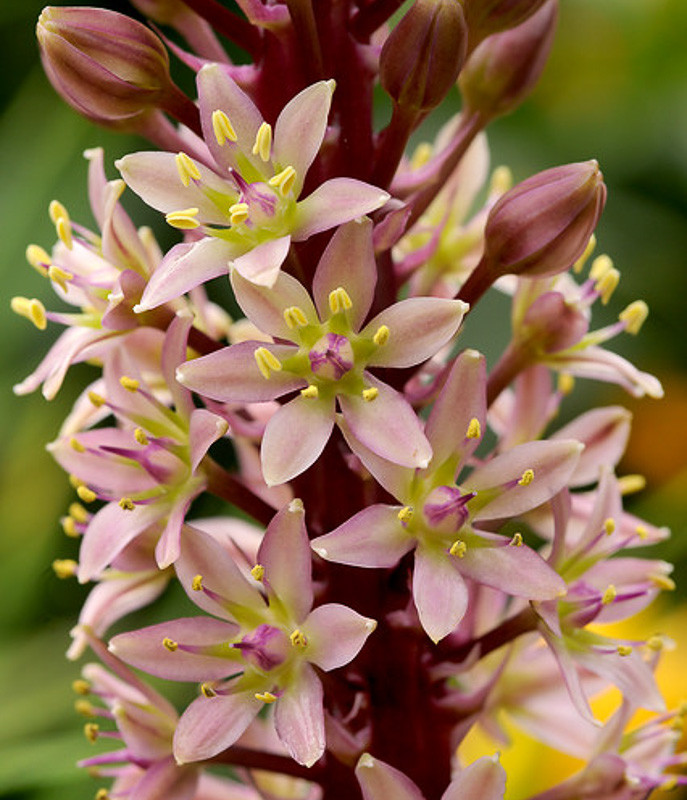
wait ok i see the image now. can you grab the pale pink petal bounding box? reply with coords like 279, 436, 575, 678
292, 178, 390, 241
311, 505, 414, 568
339, 375, 432, 469
189, 409, 229, 472
542, 629, 598, 724
231, 235, 292, 287
257, 499, 313, 622
551, 406, 631, 487
442, 756, 506, 800
274, 663, 325, 767
466, 440, 583, 521
162, 312, 196, 419
424, 348, 486, 467
136, 238, 240, 312
550, 346, 663, 398
304, 603, 376, 671
261, 395, 335, 486
176, 342, 304, 403
413, 545, 469, 643
363, 298, 468, 368
155, 494, 195, 568
312, 218, 377, 330
109, 617, 240, 682
273, 80, 335, 192
131, 757, 198, 800
355, 754, 425, 800
174, 689, 263, 764
231, 268, 318, 340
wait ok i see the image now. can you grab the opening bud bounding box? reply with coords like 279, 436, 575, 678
460, 0, 548, 50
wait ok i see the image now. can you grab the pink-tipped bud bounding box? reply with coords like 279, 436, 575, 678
36, 6, 175, 123
380, 0, 468, 113
460, 0, 548, 50
459, 0, 558, 121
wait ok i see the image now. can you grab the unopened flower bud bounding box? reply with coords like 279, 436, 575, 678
518, 291, 588, 353
460, 0, 548, 50
459, 0, 558, 121
380, 0, 468, 113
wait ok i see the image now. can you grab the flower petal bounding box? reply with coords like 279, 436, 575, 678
231, 235, 292, 288
355, 754, 425, 800
442, 756, 506, 800
131, 757, 198, 800
189, 408, 229, 473
413, 545, 469, 643
304, 603, 376, 671
274, 663, 325, 767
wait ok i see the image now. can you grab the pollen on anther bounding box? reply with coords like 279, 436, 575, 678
269, 165, 297, 197
618, 474, 646, 495
251, 563, 265, 581
650, 573, 676, 591
255, 691, 277, 703
95, 789, 110, 800
573, 234, 596, 273
134, 428, 149, 446
635, 524, 649, 540
254, 347, 282, 379
192, 574, 203, 591
284, 305, 309, 328
84, 722, 99, 743
290, 629, 308, 648
449, 540, 467, 558
466, 418, 481, 439
75, 699, 96, 717
119, 497, 135, 511
72, 679, 91, 696
617, 644, 633, 657
328, 287, 353, 314
163, 638, 178, 652
619, 300, 649, 335
70, 437, 86, 453
602, 584, 617, 604
201, 682, 217, 698
252, 122, 272, 162
557, 373, 575, 395
119, 376, 139, 392
88, 391, 106, 407
398, 506, 413, 523
212, 109, 237, 145
589, 254, 613, 281
53, 559, 78, 579
62, 517, 78, 537
518, 469, 534, 487
362, 387, 379, 402
26, 244, 51, 275
11, 297, 47, 330
373, 325, 390, 347
301, 385, 319, 399
165, 208, 200, 230
48, 265, 73, 292
175, 152, 201, 187
229, 202, 250, 226
509, 532, 523, 547
603, 517, 616, 535
77, 485, 97, 504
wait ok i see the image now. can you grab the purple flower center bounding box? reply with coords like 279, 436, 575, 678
233, 624, 289, 671
423, 485, 475, 535
308, 333, 354, 381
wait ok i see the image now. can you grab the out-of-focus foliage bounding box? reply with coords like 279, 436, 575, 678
0, 1, 685, 798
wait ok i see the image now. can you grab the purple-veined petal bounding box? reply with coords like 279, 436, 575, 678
109, 617, 241, 682
231, 235, 292, 288
466, 439, 583, 522
442, 756, 506, 800
231, 267, 318, 340
189, 409, 229, 472
261, 394, 335, 486
273, 80, 335, 193
292, 178, 390, 241
551, 406, 631, 488
459, 531, 566, 600
311, 505, 414, 568
312, 218, 377, 330
174, 689, 263, 764
413, 545, 469, 643
355, 754, 425, 800
363, 298, 468, 368
304, 603, 376, 671
176, 342, 303, 403
130, 757, 198, 800
339, 374, 432, 469
274, 663, 325, 767
424, 348, 486, 467
257, 499, 313, 623
136, 238, 240, 312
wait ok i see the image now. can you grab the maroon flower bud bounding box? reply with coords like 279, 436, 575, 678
380, 0, 468, 113
460, 0, 548, 50
459, 0, 558, 121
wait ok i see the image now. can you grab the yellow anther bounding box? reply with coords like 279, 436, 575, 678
300, 385, 319, 399
11, 296, 47, 330
650, 573, 676, 591
75, 699, 96, 717
290, 629, 308, 648
49, 199, 69, 225
119, 376, 140, 392
95, 789, 110, 800
618, 474, 646, 495
255, 691, 277, 703
229, 202, 250, 225
192, 574, 203, 591
252, 121, 272, 162
56, 216, 73, 250
449, 540, 467, 558
373, 325, 390, 347
26, 244, 51, 275
201, 682, 217, 698
134, 428, 149, 446
61, 516, 78, 537
211, 109, 237, 145
77, 485, 97, 504
165, 207, 200, 230
163, 638, 178, 652
48, 264, 73, 292
362, 387, 379, 402
509, 532, 523, 547
52, 559, 78, 579
119, 497, 135, 511
602, 584, 617, 604
283, 305, 309, 328
175, 151, 201, 187
250, 563, 265, 581
72, 679, 91, 695
617, 644, 633, 657
397, 506, 414, 523
557, 373, 575, 395
70, 437, 86, 453
489, 165, 513, 195
254, 347, 282, 379
518, 469, 534, 487
69, 474, 84, 489
594, 267, 620, 305
410, 141, 432, 170
573, 233, 596, 273
84, 722, 100, 743
646, 635, 665, 652
88, 391, 106, 407
466, 418, 481, 439
619, 300, 649, 335
635, 524, 649, 540
660, 777, 678, 792
589, 254, 614, 281
328, 287, 353, 314
603, 517, 616, 535
268, 165, 297, 196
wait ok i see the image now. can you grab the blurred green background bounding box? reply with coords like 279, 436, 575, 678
1, 1, 686, 798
